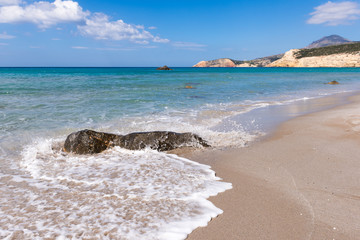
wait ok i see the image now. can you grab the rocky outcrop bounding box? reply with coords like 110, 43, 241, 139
266, 49, 301, 67
235, 62, 255, 67
157, 65, 173, 70
193, 55, 283, 68
238, 54, 284, 67
267, 49, 360, 67
193, 58, 236, 67
64, 129, 210, 154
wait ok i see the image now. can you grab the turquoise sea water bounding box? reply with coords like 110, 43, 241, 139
1, 67, 360, 239
2, 68, 360, 144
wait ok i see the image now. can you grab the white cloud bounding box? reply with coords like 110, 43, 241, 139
51, 38, 60, 40
0, 0, 89, 28
153, 36, 169, 43
172, 42, 206, 48
0, 32, 15, 39
0, 42, 8, 45
134, 40, 150, 44
307, 1, 360, 25
0, 0, 21, 5
135, 25, 144, 29
78, 13, 169, 44
0, 0, 170, 43
148, 26, 157, 30
96, 47, 135, 51
171, 42, 207, 51
142, 45, 158, 49
72, 46, 88, 49
172, 42, 206, 50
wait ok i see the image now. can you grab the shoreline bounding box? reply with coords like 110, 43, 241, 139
2, 68, 360, 239
179, 93, 360, 239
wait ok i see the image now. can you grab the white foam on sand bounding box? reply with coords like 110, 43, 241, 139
99, 97, 325, 150
0, 138, 231, 240
99, 101, 271, 149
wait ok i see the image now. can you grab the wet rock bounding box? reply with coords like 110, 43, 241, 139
156, 65, 173, 70
327, 80, 339, 85
64, 129, 119, 154
117, 131, 209, 151
64, 129, 210, 154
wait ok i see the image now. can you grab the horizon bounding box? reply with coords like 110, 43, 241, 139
1, 0, 360, 67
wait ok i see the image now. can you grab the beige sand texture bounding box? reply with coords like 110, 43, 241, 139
184, 94, 360, 240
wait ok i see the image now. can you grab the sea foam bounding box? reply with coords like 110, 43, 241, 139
0, 138, 231, 239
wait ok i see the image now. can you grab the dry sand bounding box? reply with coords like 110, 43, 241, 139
181, 94, 360, 240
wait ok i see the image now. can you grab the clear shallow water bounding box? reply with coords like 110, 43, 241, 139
1, 67, 360, 239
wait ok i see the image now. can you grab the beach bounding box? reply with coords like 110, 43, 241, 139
2, 0, 360, 238
184, 94, 360, 240
1, 67, 360, 239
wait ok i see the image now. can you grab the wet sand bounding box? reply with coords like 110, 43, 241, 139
181, 94, 360, 240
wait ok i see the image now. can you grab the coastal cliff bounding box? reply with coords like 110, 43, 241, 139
268, 42, 360, 67
193, 58, 236, 67
193, 54, 283, 68
193, 35, 360, 68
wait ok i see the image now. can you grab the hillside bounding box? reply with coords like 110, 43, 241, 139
193, 35, 360, 68
267, 44, 360, 67
233, 54, 284, 67
295, 42, 360, 59
305, 35, 352, 49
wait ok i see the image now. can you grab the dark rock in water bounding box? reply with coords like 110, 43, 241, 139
156, 65, 173, 70
64, 129, 119, 154
64, 129, 210, 154
327, 80, 339, 85
116, 131, 209, 151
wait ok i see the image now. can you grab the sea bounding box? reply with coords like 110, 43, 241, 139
1, 67, 360, 239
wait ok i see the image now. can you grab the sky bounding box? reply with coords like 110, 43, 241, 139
1, 0, 360, 66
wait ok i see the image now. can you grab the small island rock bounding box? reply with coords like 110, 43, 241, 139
327, 81, 340, 85
157, 65, 173, 70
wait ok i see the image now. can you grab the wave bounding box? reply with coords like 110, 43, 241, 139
0, 138, 231, 239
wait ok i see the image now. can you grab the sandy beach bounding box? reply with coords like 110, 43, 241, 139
182, 94, 360, 240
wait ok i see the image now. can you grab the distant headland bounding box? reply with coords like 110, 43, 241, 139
193, 35, 360, 68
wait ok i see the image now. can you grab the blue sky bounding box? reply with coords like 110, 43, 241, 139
0, 0, 360, 66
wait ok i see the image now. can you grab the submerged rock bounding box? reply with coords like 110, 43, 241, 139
327, 80, 340, 85
64, 129, 210, 154
156, 65, 173, 70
